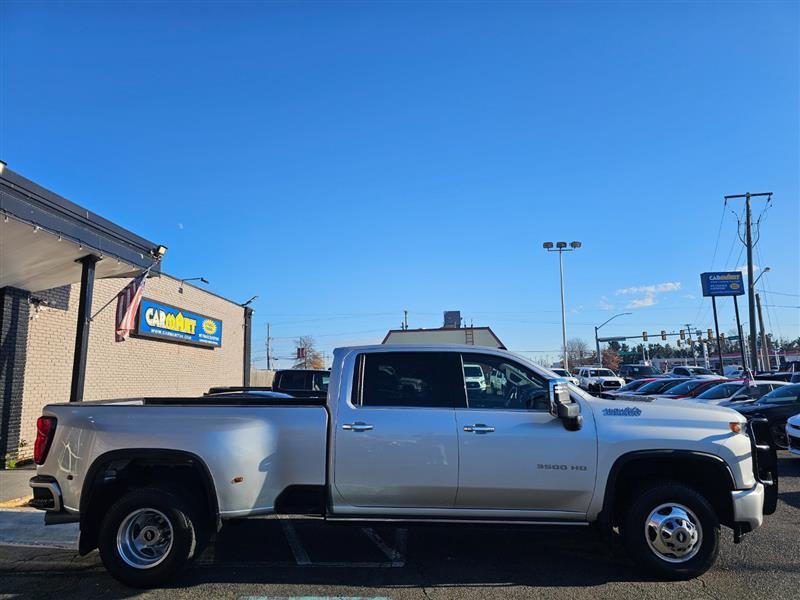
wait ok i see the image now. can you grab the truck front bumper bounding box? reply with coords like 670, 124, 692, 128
731, 483, 765, 531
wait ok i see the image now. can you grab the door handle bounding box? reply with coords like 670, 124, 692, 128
463, 424, 495, 434
342, 422, 373, 432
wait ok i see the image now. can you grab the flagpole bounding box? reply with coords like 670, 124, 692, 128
89, 264, 156, 322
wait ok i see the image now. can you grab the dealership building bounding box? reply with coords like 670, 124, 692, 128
0, 166, 252, 465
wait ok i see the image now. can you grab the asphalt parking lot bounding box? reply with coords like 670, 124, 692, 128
1, 454, 798, 600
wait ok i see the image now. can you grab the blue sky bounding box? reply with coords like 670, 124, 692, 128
2, 1, 798, 368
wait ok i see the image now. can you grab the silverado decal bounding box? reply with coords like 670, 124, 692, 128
602, 407, 642, 417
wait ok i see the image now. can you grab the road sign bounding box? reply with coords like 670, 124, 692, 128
700, 272, 745, 297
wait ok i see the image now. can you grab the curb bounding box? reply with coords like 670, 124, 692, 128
0, 496, 32, 509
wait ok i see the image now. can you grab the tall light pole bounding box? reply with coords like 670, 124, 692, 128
543, 241, 581, 371
594, 312, 631, 367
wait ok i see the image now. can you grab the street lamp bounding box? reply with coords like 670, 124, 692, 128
595, 312, 632, 367
753, 266, 771, 287
543, 241, 582, 371
178, 276, 209, 294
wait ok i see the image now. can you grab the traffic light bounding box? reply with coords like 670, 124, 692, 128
680, 329, 686, 340
661, 330, 667, 341
642, 331, 648, 342
708, 328, 714, 340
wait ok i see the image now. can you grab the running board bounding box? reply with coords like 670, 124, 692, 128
325, 516, 590, 526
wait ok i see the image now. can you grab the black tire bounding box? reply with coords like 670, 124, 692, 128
98, 487, 198, 588
770, 422, 789, 450
621, 481, 720, 580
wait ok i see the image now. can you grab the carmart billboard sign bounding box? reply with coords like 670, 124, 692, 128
136, 298, 222, 347
700, 272, 745, 297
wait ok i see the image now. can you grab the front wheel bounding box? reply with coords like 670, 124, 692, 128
621, 482, 720, 580
98, 487, 199, 588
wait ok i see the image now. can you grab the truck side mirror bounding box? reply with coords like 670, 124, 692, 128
549, 378, 583, 431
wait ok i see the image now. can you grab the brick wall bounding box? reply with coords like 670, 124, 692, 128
18, 274, 245, 457
0, 287, 31, 464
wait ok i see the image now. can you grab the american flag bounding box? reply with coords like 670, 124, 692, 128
115, 269, 149, 342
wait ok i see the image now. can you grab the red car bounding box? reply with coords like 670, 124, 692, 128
652, 377, 729, 399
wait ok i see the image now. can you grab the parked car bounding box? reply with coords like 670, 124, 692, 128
694, 380, 787, 407
651, 378, 727, 400
574, 367, 626, 394
463, 363, 488, 392
779, 360, 800, 372
787, 412, 800, 455
755, 371, 796, 382
550, 368, 579, 386
621, 377, 691, 398
29, 344, 775, 586
617, 364, 664, 382
599, 377, 659, 399
271, 368, 330, 398
731, 383, 800, 449
724, 365, 745, 378
670, 366, 718, 378
617, 364, 663, 382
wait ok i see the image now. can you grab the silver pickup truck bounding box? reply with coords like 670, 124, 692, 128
29, 344, 777, 587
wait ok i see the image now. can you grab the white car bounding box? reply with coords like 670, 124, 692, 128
694, 380, 787, 406
724, 365, 745, 378
463, 363, 487, 392
670, 366, 719, 379
575, 367, 626, 394
787, 413, 800, 455
550, 368, 579, 386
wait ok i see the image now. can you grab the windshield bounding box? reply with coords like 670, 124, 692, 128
619, 379, 649, 392
464, 366, 484, 378
590, 369, 615, 377
697, 382, 743, 400
552, 369, 570, 377
662, 379, 714, 395
758, 383, 799, 403
689, 367, 714, 375
625, 366, 662, 376
638, 378, 686, 394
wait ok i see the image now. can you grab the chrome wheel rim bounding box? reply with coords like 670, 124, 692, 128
116, 508, 174, 569
644, 503, 702, 563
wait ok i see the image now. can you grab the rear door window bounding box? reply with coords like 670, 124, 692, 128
354, 352, 463, 408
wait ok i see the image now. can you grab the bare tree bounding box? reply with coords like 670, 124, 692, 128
293, 336, 325, 369
564, 337, 590, 366
601, 348, 623, 372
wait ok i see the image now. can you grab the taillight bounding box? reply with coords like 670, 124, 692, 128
34, 416, 57, 465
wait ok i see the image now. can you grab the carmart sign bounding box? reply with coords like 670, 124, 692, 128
700, 271, 745, 297
136, 298, 222, 347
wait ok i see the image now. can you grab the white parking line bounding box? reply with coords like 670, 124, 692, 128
278, 517, 312, 566
361, 527, 406, 567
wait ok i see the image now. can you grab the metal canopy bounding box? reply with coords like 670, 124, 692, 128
0, 168, 161, 292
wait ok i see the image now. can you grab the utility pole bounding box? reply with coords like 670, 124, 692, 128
266, 323, 272, 370
733, 295, 748, 372
403, 309, 408, 330
686, 324, 698, 366
756, 293, 770, 371
725, 192, 772, 374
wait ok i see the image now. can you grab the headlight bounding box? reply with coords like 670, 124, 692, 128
729, 421, 748, 435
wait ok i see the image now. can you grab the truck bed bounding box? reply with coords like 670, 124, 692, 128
38, 399, 329, 517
